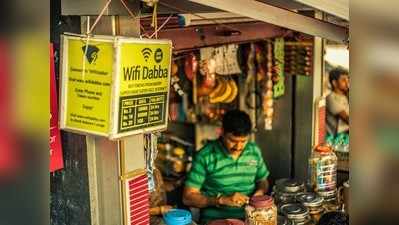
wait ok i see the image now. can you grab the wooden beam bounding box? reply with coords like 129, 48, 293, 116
294, 0, 349, 20
188, 0, 348, 43
157, 22, 287, 51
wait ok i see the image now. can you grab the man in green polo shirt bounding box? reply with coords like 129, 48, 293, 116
183, 110, 270, 224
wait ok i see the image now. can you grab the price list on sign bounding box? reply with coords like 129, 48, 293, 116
119, 93, 166, 132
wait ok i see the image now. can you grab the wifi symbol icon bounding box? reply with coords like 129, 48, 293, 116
141, 48, 152, 62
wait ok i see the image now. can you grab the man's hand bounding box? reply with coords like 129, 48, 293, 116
219, 192, 249, 207
160, 205, 173, 214
252, 190, 264, 197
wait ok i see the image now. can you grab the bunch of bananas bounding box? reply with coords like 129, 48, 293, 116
208, 78, 238, 104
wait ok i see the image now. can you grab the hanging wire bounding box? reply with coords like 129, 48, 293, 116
87, 0, 112, 35
149, 14, 173, 38
120, 0, 146, 32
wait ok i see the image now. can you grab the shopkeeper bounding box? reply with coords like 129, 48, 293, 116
182, 110, 270, 224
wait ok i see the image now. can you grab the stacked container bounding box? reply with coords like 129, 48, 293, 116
245, 195, 278, 225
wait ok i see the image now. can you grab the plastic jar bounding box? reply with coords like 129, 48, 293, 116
207, 219, 245, 225
245, 195, 277, 225
308, 145, 338, 193
279, 203, 310, 225
163, 209, 196, 225
296, 193, 324, 223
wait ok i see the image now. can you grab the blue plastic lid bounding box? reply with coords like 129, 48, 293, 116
164, 209, 192, 225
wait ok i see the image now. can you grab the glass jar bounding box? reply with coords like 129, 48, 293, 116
308, 145, 338, 193
318, 189, 337, 205
163, 209, 197, 225
273, 179, 305, 205
279, 203, 310, 225
245, 195, 278, 225
296, 193, 324, 223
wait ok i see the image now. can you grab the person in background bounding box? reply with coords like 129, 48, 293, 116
317, 211, 349, 225
182, 110, 270, 224
326, 68, 350, 136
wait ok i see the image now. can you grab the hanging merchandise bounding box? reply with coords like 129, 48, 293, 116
184, 53, 197, 81
171, 61, 185, 96
59, 34, 172, 139
200, 44, 241, 75
284, 42, 313, 77
208, 78, 238, 104
144, 133, 159, 192
199, 57, 217, 89
273, 38, 285, 98
263, 41, 274, 130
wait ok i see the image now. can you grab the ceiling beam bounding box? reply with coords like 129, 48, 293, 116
293, 0, 349, 20
158, 22, 287, 51
188, 0, 348, 43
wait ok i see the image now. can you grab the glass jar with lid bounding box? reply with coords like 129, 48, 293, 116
272, 179, 305, 205
308, 145, 338, 193
245, 195, 278, 225
296, 193, 324, 223
279, 203, 311, 225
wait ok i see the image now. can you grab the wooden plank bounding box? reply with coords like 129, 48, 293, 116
189, 0, 348, 43
157, 22, 287, 51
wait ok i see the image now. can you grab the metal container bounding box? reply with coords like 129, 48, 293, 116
273, 179, 305, 205
296, 193, 324, 223
275, 179, 306, 193
279, 203, 310, 225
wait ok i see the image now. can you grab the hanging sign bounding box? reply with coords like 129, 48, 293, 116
60, 34, 172, 139
50, 43, 64, 172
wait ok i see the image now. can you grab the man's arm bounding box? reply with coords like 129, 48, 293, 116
327, 94, 349, 124
253, 179, 269, 197
338, 111, 349, 124
182, 187, 218, 208
183, 187, 250, 208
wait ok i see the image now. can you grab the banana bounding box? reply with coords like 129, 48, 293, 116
223, 79, 238, 103
209, 78, 224, 99
210, 79, 232, 104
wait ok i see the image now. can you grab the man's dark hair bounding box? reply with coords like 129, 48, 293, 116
222, 110, 252, 136
317, 211, 349, 225
329, 67, 349, 87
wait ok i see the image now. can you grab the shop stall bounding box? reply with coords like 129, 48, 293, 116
51, 1, 349, 225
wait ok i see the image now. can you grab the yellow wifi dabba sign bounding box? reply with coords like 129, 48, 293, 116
61, 35, 172, 138
118, 42, 171, 134
65, 38, 113, 135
